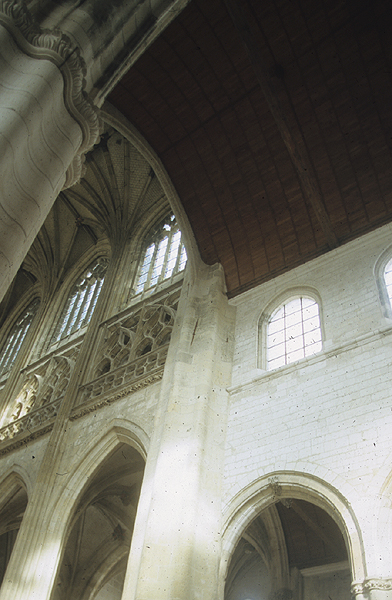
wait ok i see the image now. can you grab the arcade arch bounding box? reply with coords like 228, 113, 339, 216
0, 472, 28, 589
52, 441, 145, 600
221, 473, 366, 600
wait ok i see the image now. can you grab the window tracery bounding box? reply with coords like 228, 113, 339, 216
134, 215, 187, 295
266, 296, 322, 370
0, 298, 40, 378
51, 258, 108, 344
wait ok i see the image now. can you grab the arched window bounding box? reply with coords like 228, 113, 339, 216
384, 258, 392, 306
135, 215, 187, 295
267, 296, 322, 370
0, 298, 40, 378
51, 258, 108, 344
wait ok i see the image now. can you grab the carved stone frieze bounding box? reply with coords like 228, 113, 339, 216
0, 346, 79, 444
0, 398, 61, 444
0, 424, 54, 456
79, 348, 168, 406
352, 579, 392, 597
71, 371, 164, 421
0, 0, 100, 187
0, 285, 181, 445
94, 288, 180, 380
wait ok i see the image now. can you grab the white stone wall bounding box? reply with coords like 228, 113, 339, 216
0, 378, 161, 487
224, 223, 392, 578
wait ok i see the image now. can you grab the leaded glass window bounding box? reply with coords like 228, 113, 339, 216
384, 258, 392, 306
135, 215, 187, 295
51, 258, 108, 344
0, 298, 40, 377
267, 296, 322, 370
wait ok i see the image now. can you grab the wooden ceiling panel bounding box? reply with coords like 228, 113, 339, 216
109, 0, 392, 296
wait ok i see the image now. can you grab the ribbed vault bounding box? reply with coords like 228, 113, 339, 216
0, 127, 170, 324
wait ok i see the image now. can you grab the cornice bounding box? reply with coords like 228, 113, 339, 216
0, 424, 53, 456
70, 370, 164, 421
0, 0, 100, 187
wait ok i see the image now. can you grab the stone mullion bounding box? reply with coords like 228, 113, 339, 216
160, 228, 174, 283
81, 278, 102, 328
0, 330, 22, 375
172, 236, 183, 278
63, 288, 85, 339
70, 281, 96, 334
145, 242, 160, 291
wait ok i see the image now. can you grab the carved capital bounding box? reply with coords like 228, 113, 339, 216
0, 0, 100, 187
352, 579, 392, 597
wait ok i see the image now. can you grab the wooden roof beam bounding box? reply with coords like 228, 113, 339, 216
223, 0, 339, 249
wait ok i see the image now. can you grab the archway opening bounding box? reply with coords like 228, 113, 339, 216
225, 499, 350, 600
0, 483, 28, 588
52, 443, 145, 600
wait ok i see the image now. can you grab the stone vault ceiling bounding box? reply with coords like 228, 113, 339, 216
0, 128, 170, 325
108, 0, 392, 297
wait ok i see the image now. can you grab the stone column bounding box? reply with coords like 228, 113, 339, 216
122, 263, 235, 600
0, 245, 123, 600
0, 0, 191, 301
0, 0, 99, 300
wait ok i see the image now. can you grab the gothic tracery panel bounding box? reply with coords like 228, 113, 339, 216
78, 286, 181, 407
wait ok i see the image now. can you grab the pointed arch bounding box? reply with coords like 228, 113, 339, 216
219, 471, 366, 599
374, 465, 392, 577
81, 549, 128, 600
50, 418, 148, 531
0, 468, 30, 588
0, 466, 31, 504
42, 419, 148, 600
100, 102, 204, 282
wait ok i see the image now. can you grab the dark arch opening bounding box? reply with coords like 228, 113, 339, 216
225, 499, 350, 600
52, 444, 145, 600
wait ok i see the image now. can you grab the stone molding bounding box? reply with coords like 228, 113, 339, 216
352, 579, 392, 596
0, 396, 61, 444
0, 369, 163, 453
0, 424, 53, 456
0, 0, 100, 187
70, 370, 164, 421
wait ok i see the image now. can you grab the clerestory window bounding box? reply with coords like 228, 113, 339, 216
267, 296, 322, 370
0, 298, 40, 378
384, 258, 392, 307
135, 215, 187, 295
51, 258, 108, 344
